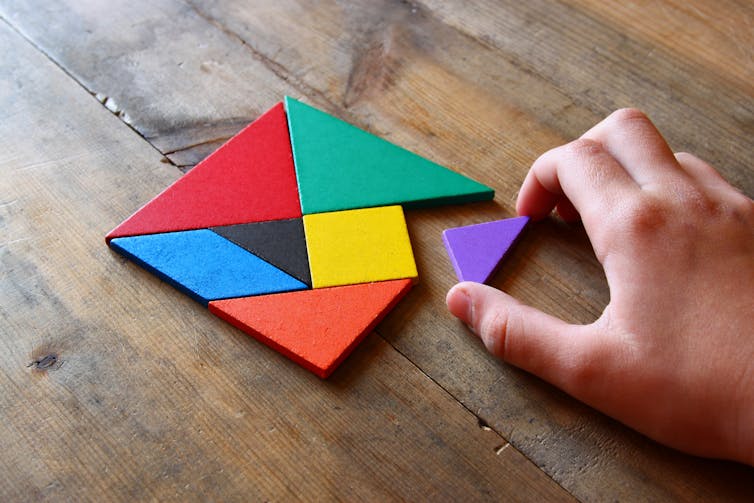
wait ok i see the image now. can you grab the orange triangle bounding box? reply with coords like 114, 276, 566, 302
208, 279, 413, 378
106, 102, 301, 242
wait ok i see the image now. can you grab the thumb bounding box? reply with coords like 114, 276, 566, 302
446, 282, 600, 392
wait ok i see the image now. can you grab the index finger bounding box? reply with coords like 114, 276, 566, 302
517, 138, 639, 226
581, 108, 685, 188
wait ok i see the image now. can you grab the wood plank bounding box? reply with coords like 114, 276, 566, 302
1, 0, 303, 168
565, 0, 754, 91
413, 0, 754, 194
0, 20, 572, 502
0, 0, 596, 174
2, 0, 753, 500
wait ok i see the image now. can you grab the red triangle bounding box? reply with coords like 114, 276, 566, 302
208, 279, 413, 378
106, 102, 301, 242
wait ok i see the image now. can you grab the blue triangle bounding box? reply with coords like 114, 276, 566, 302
109, 229, 308, 306
442, 217, 529, 283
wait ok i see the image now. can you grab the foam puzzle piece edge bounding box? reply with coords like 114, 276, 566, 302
284, 96, 494, 214
109, 229, 308, 306
106, 102, 301, 242
209, 279, 413, 378
303, 205, 418, 289
442, 216, 529, 284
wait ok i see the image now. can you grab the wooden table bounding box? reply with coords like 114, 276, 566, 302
1, 1, 752, 500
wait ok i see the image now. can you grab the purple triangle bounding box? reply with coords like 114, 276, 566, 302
442, 216, 529, 283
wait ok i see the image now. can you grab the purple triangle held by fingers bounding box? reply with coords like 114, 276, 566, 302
442, 216, 529, 284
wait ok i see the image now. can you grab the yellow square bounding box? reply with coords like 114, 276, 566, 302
303, 205, 418, 289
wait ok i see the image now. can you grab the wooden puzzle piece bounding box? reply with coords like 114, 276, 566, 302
109, 229, 308, 306
442, 216, 529, 283
284, 96, 495, 215
303, 205, 418, 289
106, 102, 301, 242
211, 218, 311, 286
209, 279, 413, 378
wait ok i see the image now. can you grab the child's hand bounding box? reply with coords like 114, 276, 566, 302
446, 109, 754, 465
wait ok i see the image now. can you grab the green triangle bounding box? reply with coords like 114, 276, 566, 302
284, 97, 494, 214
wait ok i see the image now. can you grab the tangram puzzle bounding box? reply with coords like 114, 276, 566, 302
107, 97, 494, 378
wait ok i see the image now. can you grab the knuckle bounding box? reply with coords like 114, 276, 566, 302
563, 349, 610, 394
563, 358, 599, 393
559, 332, 620, 395
618, 195, 668, 238
669, 183, 744, 221
729, 193, 754, 222
560, 139, 616, 188
607, 107, 651, 127
563, 138, 605, 160
479, 309, 508, 358
685, 188, 720, 215
482, 307, 530, 364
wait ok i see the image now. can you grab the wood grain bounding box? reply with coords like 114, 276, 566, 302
0, 19, 572, 502
566, 0, 754, 90
1, 0, 753, 500
417, 0, 754, 194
